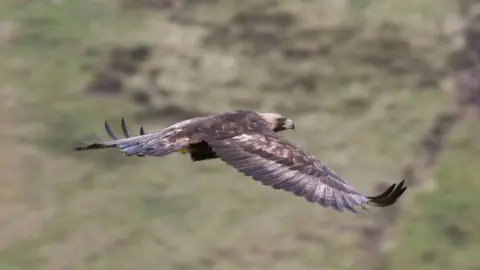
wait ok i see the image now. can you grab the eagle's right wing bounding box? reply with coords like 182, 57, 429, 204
201, 127, 406, 213
74, 118, 191, 157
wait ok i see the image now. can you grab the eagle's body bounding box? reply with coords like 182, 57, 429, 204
75, 109, 406, 213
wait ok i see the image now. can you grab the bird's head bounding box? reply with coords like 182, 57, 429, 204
258, 112, 295, 132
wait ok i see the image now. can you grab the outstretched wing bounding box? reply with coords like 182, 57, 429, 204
74, 118, 192, 157
202, 130, 406, 213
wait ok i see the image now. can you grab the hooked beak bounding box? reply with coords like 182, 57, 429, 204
284, 118, 295, 130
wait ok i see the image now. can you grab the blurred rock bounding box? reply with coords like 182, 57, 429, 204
131, 90, 151, 106
84, 45, 153, 96
108, 45, 152, 75
85, 71, 124, 96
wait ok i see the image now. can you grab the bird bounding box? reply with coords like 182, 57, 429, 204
74, 109, 407, 213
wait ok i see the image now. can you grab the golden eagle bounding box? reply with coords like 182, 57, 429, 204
74, 109, 406, 213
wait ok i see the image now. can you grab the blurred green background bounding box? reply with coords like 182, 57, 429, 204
1, 0, 480, 269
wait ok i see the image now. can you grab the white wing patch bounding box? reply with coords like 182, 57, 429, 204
232, 134, 253, 142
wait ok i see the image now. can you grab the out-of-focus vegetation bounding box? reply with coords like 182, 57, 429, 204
0, 0, 479, 269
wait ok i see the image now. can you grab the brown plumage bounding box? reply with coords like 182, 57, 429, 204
74, 109, 407, 213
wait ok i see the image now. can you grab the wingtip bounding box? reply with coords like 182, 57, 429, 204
73, 142, 105, 151
75, 118, 149, 152
366, 179, 408, 207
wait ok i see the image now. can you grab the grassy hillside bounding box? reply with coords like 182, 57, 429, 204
1, 0, 478, 270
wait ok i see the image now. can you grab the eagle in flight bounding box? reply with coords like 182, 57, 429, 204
74, 109, 406, 213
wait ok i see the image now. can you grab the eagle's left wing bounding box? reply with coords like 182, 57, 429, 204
74, 118, 192, 157
201, 131, 406, 213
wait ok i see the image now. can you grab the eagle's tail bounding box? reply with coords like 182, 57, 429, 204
74, 118, 147, 152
